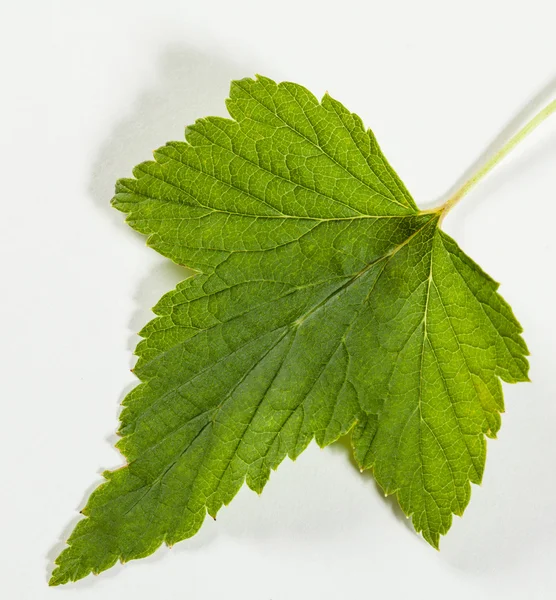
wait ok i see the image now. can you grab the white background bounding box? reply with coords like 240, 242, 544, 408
2, 1, 555, 598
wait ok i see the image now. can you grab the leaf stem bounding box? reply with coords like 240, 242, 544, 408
437, 98, 556, 222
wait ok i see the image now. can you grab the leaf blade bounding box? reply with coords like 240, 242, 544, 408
51, 76, 529, 585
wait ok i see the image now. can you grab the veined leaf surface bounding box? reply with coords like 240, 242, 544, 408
51, 76, 529, 585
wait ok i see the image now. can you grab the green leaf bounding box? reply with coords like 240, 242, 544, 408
50, 75, 529, 585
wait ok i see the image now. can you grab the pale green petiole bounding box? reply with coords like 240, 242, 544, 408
437, 98, 556, 222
